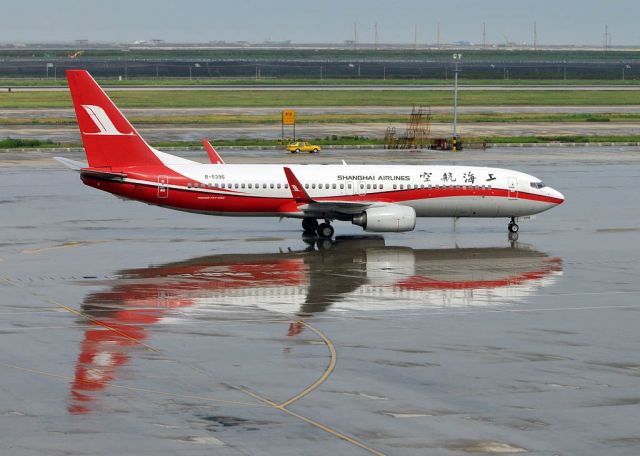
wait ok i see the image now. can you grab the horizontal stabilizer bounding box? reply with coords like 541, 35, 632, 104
80, 168, 127, 182
54, 156, 87, 171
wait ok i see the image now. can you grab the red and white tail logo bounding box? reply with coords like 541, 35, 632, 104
67, 70, 163, 168
82, 105, 134, 136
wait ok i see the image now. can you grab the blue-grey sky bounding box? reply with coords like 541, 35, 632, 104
2, 0, 639, 45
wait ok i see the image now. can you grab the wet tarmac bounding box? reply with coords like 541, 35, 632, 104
1, 148, 640, 455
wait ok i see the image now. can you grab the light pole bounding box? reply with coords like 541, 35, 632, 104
623, 64, 631, 81
452, 53, 462, 151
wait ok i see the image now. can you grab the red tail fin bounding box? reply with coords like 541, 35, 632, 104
66, 70, 162, 169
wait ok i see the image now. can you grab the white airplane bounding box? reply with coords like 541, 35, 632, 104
56, 70, 564, 238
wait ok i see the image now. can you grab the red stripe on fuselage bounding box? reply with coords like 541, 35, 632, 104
81, 176, 562, 214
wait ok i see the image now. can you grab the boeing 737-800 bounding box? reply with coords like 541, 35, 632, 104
56, 70, 564, 238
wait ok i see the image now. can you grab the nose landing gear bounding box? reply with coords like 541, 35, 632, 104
508, 217, 519, 233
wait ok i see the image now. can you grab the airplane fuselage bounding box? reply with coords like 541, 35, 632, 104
82, 162, 564, 219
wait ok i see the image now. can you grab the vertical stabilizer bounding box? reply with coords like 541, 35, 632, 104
66, 70, 162, 169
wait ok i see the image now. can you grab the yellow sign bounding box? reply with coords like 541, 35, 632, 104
282, 110, 296, 125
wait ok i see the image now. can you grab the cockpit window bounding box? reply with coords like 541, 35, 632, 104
530, 181, 546, 189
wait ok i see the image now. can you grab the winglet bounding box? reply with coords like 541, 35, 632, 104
283, 167, 314, 204
202, 138, 224, 164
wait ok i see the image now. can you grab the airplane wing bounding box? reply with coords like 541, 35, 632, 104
202, 139, 224, 164
283, 166, 379, 216
283, 167, 314, 204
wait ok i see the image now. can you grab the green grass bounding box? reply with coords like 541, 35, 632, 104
0, 138, 58, 148
4, 89, 640, 109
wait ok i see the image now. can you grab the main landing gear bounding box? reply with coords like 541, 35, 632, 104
508, 217, 519, 233
302, 218, 318, 233
302, 218, 334, 239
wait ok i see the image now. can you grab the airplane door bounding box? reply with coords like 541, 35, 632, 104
343, 181, 356, 196
507, 177, 518, 199
158, 175, 169, 198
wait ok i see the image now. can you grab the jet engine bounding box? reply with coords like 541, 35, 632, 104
352, 205, 416, 232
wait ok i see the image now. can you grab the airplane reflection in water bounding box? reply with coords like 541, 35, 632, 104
69, 237, 562, 413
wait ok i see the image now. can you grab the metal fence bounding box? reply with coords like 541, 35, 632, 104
0, 59, 637, 80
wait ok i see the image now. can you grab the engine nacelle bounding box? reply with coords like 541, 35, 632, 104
352, 205, 416, 232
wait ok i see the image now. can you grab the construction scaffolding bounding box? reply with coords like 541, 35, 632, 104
384, 106, 431, 150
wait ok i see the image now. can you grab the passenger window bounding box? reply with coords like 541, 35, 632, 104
241, 183, 245, 189
393, 184, 397, 190
235, 183, 239, 189
277, 183, 281, 189
248, 184, 252, 189
332, 184, 336, 189
305, 184, 309, 189
366, 184, 371, 189
340, 184, 344, 189
380, 184, 383, 190
325, 184, 329, 189
400, 184, 404, 190
285, 184, 289, 189
262, 184, 267, 189
348, 184, 352, 189
312, 184, 316, 189
373, 184, 377, 189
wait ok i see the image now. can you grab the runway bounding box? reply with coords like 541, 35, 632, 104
1, 147, 640, 455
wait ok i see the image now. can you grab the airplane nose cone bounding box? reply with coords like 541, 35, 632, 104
549, 188, 565, 204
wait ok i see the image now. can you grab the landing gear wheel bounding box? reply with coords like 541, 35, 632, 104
508, 222, 519, 233
302, 218, 318, 233
316, 223, 334, 239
